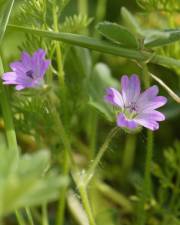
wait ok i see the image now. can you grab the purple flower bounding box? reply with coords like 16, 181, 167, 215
2, 49, 50, 90
105, 75, 167, 131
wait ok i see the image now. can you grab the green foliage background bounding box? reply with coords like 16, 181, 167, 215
0, 0, 179, 225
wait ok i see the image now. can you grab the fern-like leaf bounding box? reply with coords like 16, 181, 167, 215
12, 94, 54, 135
61, 14, 93, 33
136, 0, 180, 12
13, 0, 47, 27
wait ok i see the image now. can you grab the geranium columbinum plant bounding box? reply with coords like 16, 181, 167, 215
2, 49, 50, 90
105, 75, 167, 131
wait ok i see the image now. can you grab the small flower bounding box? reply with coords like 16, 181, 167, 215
105, 75, 167, 131
2, 49, 50, 90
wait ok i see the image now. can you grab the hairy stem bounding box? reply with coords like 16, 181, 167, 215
137, 131, 154, 225
122, 134, 136, 175
137, 64, 154, 225
54, 108, 96, 225
73, 127, 119, 225
85, 127, 119, 185
78, 184, 96, 225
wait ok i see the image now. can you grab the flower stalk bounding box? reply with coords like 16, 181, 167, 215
136, 130, 154, 225
136, 63, 154, 225
54, 108, 96, 225
72, 127, 119, 225
85, 127, 119, 185
78, 184, 96, 225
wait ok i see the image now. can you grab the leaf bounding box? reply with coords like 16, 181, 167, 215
144, 29, 180, 47
121, 7, 180, 48
96, 22, 138, 48
0, 149, 68, 217
12, 95, 54, 135
136, 0, 180, 12
7, 24, 180, 68
69, 46, 92, 78
88, 63, 119, 121
61, 14, 93, 33
121, 7, 142, 36
67, 190, 89, 225
64, 46, 92, 112
59, 0, 70, 13
0, 0, 15, 42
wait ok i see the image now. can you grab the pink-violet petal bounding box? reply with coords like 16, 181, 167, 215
117, 113, 138, 129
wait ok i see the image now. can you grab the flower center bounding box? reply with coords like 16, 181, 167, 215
26, 70, 34, 79
124, 102, 137, 119
126, 102, 137, 112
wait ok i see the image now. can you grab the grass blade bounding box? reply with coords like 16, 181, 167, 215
0, 0, 15, 42
7, 24, 180, 68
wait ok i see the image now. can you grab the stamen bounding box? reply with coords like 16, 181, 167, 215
26, 70, 34, 79
124, 102, 137, 119
126, 102, 137, 112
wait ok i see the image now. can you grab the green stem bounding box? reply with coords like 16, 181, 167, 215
54, 111, 97, 225
56, 148, 70, 225
0, 57, 18, 158
78, 184, 96, 225
87, 109, 98, 159
73, 128, 119, 225
122, 134, 136, 175
0, 53, 25, 225
136, 131, 153, 225
78, 0, 88, 15
52, 102, 72, 225
137, 64, 154, 225
52, 4, 65, 88
25, 208, 34, 225
53, 108, 72, 159
145, 131, 154, 198
85, 127, 119, 184
95, 0, 107, 24
52, 5, 69, 225
0, 0, 15, 42
15, 211, 26, 225
42, 204, 49, 225
7, 25, 180, 69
